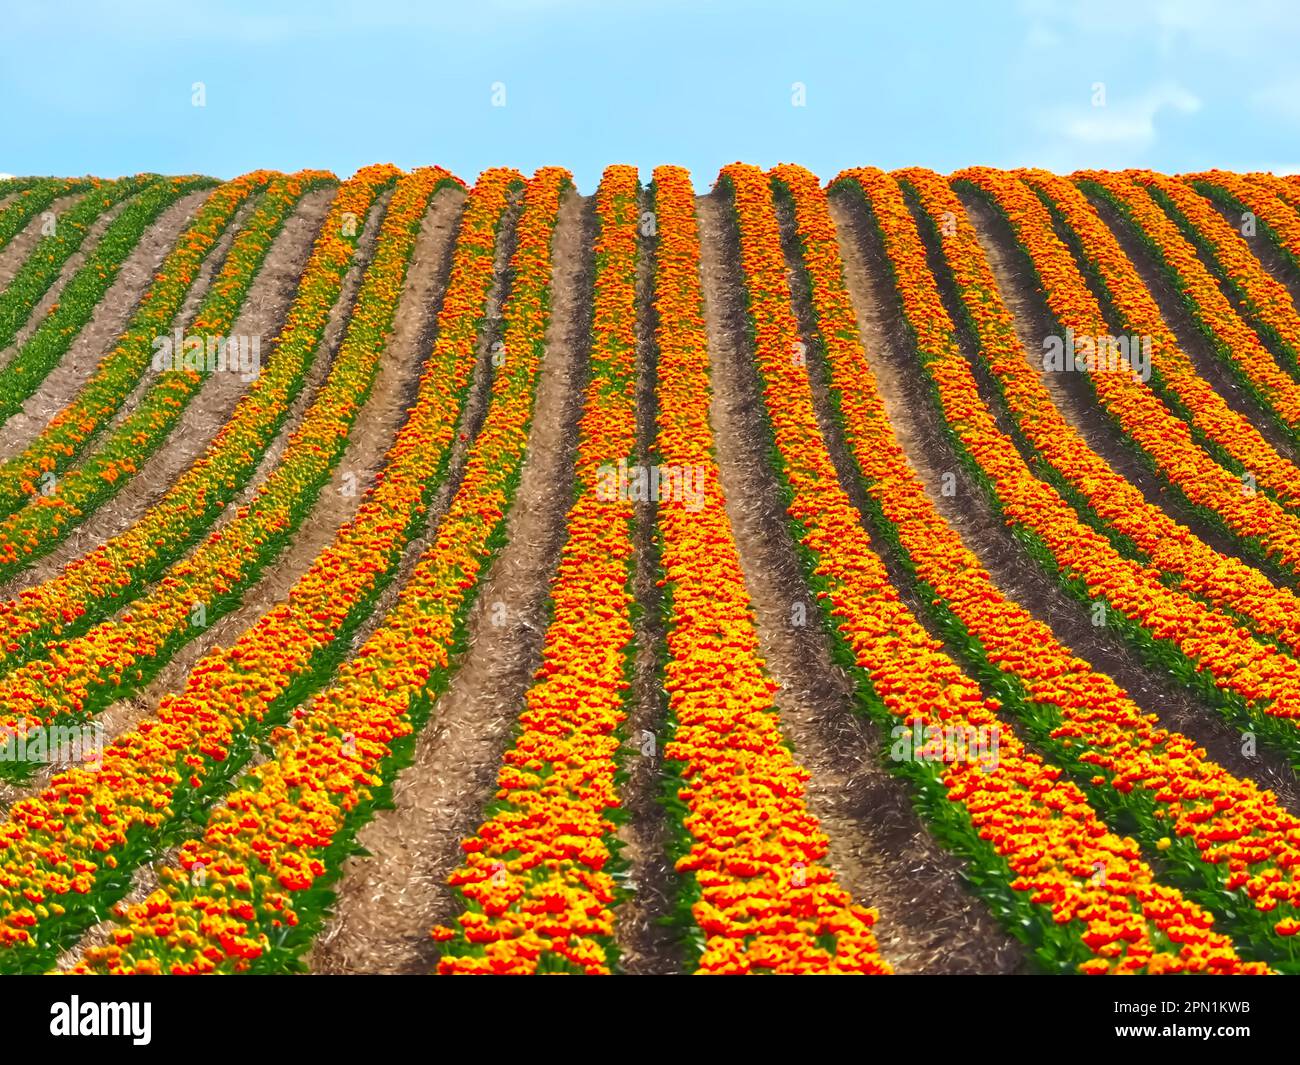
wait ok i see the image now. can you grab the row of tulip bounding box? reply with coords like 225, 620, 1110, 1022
886, 168, 1300, 767
70, 167, 568, 974
433, 164, 642, 975
1188, 171, 1300, 274
0, 179, 94, 258
0, 165, 511, 970
0, 167, 399, 688
1080, 171, 1300, 444
779, 165, 1300, 967
0, 171, 335, 582
1267, 173, 1300, 212
0, 175, 217, 423
0, 175, 153, 352
1017, 169, 1300, 517
1132, 171, 1300, 383
897, 168, 1300, 715
0, 171, 276, 520
0, 167, 452, 761
640, 165, 888, 975
733, 162, 1260, 974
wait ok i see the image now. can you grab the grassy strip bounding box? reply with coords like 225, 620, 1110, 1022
0, 175, 159, 353
0, 175, 216, 422
0, 179, 93, 256
0, 172, 275, 518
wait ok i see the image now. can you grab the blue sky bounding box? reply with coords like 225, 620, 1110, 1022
2, 0, 1298, 191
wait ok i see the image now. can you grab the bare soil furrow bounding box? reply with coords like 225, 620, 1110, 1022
1198, 195, 1300, 364
0, 188, 336, 598
0, 194, 134, 371
0, 189, 396, 807
832, 186, 1300, 822
51, 188, 469, 965
309, 188, 593, 976
0, 191, 86, 290
698, 186, 1026, 975
1085, 191, 1300, 466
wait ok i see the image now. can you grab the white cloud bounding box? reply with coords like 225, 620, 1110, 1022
1043, 83, 1201, 149
0, 174, 14, 180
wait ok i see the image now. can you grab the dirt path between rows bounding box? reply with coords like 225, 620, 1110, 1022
697, 187, 1026, 974
611, 186, 681, 975
322, 190, 524, 680
309, 188, 594, 975
0, 194, 135, 372
128, 187, 463, 710
871, 189, 1300, 814
0, 191, 86, 291
1205, 195, 1300, 309
1197, 195, 1300, 378
0, 188, 224, 462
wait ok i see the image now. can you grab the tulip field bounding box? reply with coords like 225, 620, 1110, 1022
4, 163, 1300, 977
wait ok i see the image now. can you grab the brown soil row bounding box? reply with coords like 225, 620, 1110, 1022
954, 188, 1254, 566
697, 185, 1026, 974
0, 189, 391, 809
0, 191, 86, 291
52, 185, 471, 966
1204, 194, 1300, 309
309, 187, 594, 975
0, 187, 337, 600
611, 185, 682, 975
1085, 190, 1300, 467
